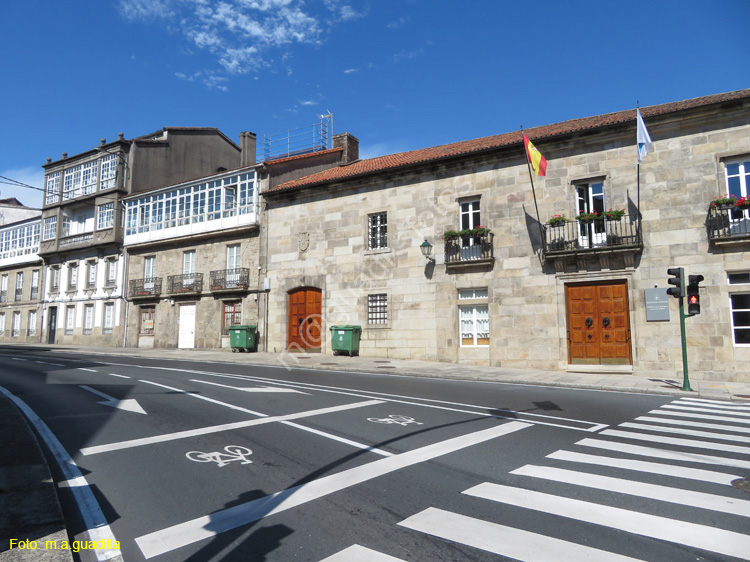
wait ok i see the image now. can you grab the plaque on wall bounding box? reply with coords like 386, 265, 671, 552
645, 288, 670, 321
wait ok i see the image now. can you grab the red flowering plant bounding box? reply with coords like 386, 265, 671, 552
709, 194, 737, 208
576, 210, 599, 222
735, 196, 750, 209
546, 214, 569, 226
603, 208, 625, 221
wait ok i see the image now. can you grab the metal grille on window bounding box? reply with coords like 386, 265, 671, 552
730, 293, 750, 345
223, 301, 241, 335
368, 213, 387, 249
368, 293, 388, 324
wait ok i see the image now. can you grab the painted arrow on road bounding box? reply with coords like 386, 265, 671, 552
191, 379, 310, 395
80, 385, 148, 415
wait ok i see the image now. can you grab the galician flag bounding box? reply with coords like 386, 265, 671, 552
523, 133, 547, 176
637, 109, 653, 163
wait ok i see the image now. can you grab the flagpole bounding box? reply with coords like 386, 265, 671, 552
521, 128, 546, 250
636, 102, 641, 231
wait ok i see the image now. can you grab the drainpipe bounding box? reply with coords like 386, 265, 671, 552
121, 245, 129, 348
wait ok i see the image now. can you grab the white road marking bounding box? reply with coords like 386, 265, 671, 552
601, 429, 750, 455
619, 422, 750, 443
79, 385, 147, 415
320, 545, 406, 561
191, 370, 606, 432
546, 450, 741, 485
141, 380, 393, 457
399, 507, 645, 562
659, 404, 750, 418
78, 368, 98, 372
576, 438, 750, 470
0, 386, 122, 562
635, 415, 750, 434
464, 483, 750, 561
676, 398, 750, 410
11, 357, 28, 361
134, 421, 531, 559
647, 408, 750, 425
191, 379, 310, 394
80, 399, 385, 455
511, 465, 750, 517
107, 373, 131, 379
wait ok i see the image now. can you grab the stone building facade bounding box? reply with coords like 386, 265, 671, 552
262, 89, 750, 383
0, 215, 43, 343
39, 127, 242, 346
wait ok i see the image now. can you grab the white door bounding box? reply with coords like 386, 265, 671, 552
178, 303, 196, 349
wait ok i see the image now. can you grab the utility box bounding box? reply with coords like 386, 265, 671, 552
229, 325, 257, 352
329, 325, 362, 356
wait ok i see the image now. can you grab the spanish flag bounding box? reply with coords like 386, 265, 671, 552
523, 133, 547, 176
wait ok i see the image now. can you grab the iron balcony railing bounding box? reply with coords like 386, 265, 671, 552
445, 232, 494, 265
30, 287, 39, 300
0, 291, 6, 303
209, 268, 250, 291
708, 205, 750, 243
543, 216, 642, 255
167, 273, 203, 294
14, 289, 22, 302
129, 277, 162, 298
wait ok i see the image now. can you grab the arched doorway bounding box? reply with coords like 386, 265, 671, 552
288, 287, 322, 351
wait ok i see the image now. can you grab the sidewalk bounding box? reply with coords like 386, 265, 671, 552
1, 343, 749, 561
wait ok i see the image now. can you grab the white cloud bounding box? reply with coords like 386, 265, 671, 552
343, 68, 358, 74
118, 0, 356, 87
387, 16, 409, 29
298, 99, 318, 106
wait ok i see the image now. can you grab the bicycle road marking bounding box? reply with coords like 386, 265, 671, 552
135, 420, 532, 559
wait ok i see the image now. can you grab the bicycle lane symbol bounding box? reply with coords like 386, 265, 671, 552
367, 415, 423, 427
186, 445, 253, 467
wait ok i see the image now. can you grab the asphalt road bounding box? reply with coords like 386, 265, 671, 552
1, 348, 749, 562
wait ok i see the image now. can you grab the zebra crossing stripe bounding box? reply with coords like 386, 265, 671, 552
635, 415, 750, 435
619, 422, 750, 443
320, 545, 406, 561
659, 404, 750, 418
463, 483, 750, 561
510, 465, 750, 517
676, 398, 750, 410
600, 429, 750, 454
647, 408, 750, 425
135, 421, 532, 559
576, 438, 750, 470
546, 450, 740, 485
399, 507, 645, 562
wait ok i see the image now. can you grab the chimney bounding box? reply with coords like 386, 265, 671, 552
333, 132, 359, 165
240, 131, 256, 167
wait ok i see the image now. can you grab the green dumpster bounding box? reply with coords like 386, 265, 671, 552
229, 325, 257, 352
330, 325, 362, 356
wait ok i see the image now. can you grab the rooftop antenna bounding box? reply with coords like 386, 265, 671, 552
319, 111, 333, 148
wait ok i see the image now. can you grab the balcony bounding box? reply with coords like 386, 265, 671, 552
209, 268, 250, 292
444, 232, 494, 270
129, 277, 162, 299
14, 289, 22, 302
167, 273, 203, 296
708, 206, 750, 245
542, 216, 643, 271
0, 291, 6, 304
30, 287, 39, 300
59, 232, 94, 250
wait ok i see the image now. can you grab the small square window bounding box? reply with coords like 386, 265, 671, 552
728, 272, 750, 285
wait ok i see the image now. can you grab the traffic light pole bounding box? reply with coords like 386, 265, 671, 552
678, 296, 693, 392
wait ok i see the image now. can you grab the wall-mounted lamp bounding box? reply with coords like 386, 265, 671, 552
420, 239, 434, 262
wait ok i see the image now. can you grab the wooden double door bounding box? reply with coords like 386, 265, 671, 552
566, 281, 632, 365
288, 288, 322, 351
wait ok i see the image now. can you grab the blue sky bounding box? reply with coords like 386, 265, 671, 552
1, 0, 747, 208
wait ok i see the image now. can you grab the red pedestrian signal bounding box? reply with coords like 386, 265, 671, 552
686, 274, 704, 315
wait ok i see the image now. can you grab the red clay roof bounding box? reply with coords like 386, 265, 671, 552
267, 89, 750, 194
263, 147, 343, 166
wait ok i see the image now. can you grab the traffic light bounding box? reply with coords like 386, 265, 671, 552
687, 274, 704, 315
667, 267, 685, 298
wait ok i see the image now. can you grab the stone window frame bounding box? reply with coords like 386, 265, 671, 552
458, 287, 489, 348
83, 304, 94, 335
728, 269, 750, 347
364, 290, 391, 330
363, 210, 393, 256
367, 211, 388, 251
103, 302, 114, 334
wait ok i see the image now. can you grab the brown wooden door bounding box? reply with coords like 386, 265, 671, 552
288, 288, 322, 351
566, 281, 632, 365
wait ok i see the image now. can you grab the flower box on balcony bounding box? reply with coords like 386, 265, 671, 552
603, 208, 625, 221
710, 194, 738, 210
575, 211, 600, 223
546, 215, 569, 227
